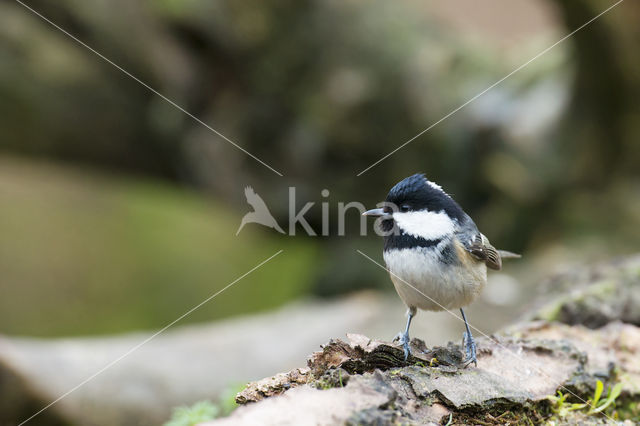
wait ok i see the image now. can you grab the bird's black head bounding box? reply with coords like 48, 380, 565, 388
383, 174, 464, 221
362, 174, 468, 252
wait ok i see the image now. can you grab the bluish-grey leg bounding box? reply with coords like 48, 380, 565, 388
460, 308, 477, 367
394, 306, 416, 360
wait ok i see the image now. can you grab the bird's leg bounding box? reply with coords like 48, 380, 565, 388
460, 308, 477, 367
394, 307, 416, 361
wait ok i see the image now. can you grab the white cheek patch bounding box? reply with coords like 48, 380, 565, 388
393, 210, 455, 240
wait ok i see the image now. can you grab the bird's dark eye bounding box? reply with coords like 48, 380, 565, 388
401, 204, 410, 212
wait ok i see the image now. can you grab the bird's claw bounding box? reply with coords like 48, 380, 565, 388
394, 332, 411, 361
462, 331, 477, 367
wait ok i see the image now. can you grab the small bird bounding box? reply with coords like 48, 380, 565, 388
236, 186, 285, 235
363, 174, 519, 366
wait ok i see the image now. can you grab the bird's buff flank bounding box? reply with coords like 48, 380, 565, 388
364, 173, 520, 366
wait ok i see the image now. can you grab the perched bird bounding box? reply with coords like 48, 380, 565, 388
363, 174, 519, 366
236, 186, 285, 235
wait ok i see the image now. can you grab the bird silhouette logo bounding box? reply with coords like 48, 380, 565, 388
236, 186, 285, 235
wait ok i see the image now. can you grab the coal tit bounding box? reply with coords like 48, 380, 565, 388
364, 173, 519, 366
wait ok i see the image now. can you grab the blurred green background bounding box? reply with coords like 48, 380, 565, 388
1, 0, 639, 337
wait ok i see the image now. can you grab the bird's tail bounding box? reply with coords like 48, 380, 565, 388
498, 250, 521, 259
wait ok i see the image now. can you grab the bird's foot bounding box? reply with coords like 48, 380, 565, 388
462, 331, 477, 367
393, 331, 411, 361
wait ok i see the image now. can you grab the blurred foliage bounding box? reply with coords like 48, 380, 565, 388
163, 383, 242, 425
164, 400, 219, 426
0, 0, 639, 335
0, 157, 316, 336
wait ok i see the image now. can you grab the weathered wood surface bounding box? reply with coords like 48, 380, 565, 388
204, 322, 639, 425
204, 255, 640, 425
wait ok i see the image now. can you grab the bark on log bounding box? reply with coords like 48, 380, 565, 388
203, 256, 640, 425
203, 322, 639, 425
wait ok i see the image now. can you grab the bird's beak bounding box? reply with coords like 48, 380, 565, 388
362, 208, 387, 218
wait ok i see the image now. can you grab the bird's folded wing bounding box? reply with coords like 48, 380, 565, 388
465, 233, 503, 270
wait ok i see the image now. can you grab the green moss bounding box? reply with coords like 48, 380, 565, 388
616, 400, 640, 422
535, 279, 617, 322
312, 368, 348, 390
449, 406, 548, 425
312, 379, 334, 390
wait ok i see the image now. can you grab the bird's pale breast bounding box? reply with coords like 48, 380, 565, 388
383, 239, 487, 311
